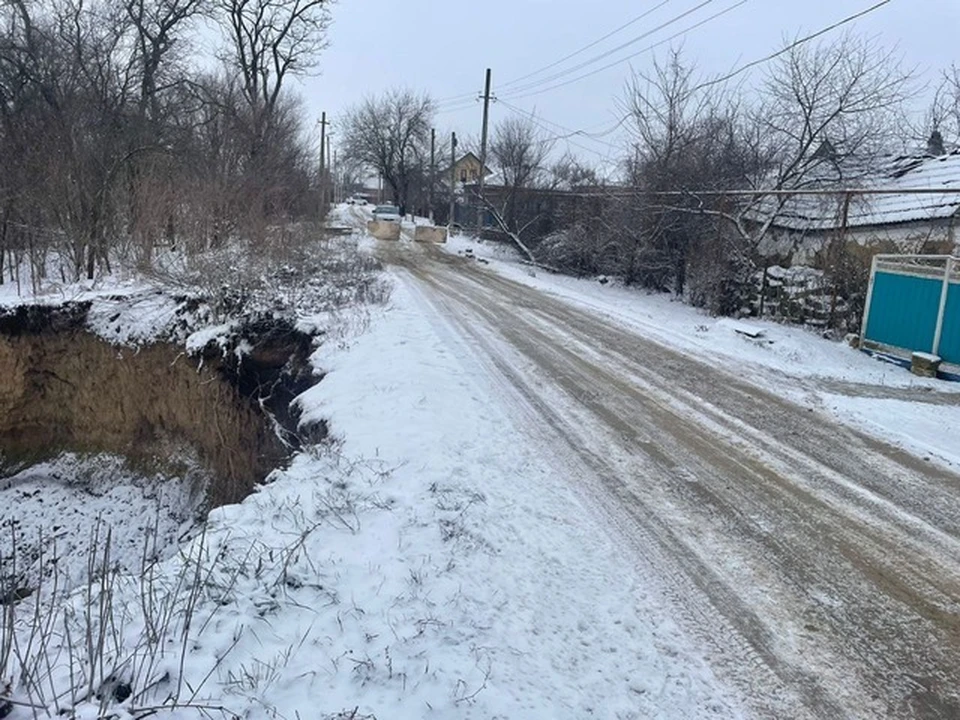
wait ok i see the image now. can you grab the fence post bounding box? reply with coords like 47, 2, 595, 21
932, 256, 953, 356
859, 254, 880, 345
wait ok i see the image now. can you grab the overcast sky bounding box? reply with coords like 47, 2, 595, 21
300, 0, 960, 167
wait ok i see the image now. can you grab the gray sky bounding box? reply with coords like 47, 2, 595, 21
300, 0, 960, 167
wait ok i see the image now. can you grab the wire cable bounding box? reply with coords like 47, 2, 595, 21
692, 0, 893, 90
500, 0, 749, 101
501, 0, 721, 97
499, 0, 676, 89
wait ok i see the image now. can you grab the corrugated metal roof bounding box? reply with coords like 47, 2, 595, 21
769, 152, 960, 231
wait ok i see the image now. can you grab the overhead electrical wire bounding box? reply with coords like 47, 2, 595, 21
499, 0, 750, 101
498, 99, 623, 152
691, 0, 893, 91
500, 0, 722, 97
433, 0, 896, 166
437, 0, 678, 105
499, 0, 676, 90
436, 0, 713, 111
497, 101, 619, 162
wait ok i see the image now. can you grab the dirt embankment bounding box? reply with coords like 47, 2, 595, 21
0, 303, 319, 508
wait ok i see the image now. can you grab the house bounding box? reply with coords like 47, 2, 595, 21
760, 149, 960, 265
446, 152, 493, 186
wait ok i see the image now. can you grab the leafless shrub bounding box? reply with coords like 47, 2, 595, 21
147, 231, 390, 322
0, 521, 245, 718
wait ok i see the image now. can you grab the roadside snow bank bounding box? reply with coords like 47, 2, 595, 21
224, 278, 742, 719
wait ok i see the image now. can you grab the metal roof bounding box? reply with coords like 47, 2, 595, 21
770, 152, 960, 231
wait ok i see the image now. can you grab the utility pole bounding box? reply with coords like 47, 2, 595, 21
429, 128, 436, 223
333, 149, 339, 204
318, 111, 328, 217
449, 132, 458, 228
477, 68, 493, 237
326, 134, 333, 205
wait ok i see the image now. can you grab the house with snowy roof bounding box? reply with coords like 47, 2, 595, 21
759, 146, 960, 265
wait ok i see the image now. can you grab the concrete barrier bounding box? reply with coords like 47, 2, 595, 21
413, 225, 448, 244
367, 220, 401, 241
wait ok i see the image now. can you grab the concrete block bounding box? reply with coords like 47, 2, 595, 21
911, 352, 941, 378
414, 225, 448, 243
367, 220, 401, 241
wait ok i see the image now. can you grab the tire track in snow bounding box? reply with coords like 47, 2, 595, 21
379, 241, 960, 719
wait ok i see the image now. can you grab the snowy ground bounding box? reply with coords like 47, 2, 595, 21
6, 210, 960, 717
2, 233, 750, 717
192, 278, 743, 718
0, 453, 202, 596
443, 232, 960, 468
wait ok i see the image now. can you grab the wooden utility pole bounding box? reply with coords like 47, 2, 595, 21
449, 131, 458, 227
318, 111, 328, 216
429, 128, 436, 223
477, 68, 493, 236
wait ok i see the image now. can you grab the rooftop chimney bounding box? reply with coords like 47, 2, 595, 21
927, 129, 946, 157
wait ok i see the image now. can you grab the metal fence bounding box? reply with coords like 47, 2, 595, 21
860, 254, 960, 364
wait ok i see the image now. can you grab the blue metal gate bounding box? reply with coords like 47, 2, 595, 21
861, 255, 960, 364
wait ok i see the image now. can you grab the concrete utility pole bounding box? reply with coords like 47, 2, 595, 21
429, 128, 436, 223
477, 68, 493, 237
333, 149, 338, 204
326, 134, 333, 205
318, 111, 328, 216
449, 131, 458, 227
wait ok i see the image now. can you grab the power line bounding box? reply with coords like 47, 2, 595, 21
498, 101, 619, 161
693, 0, 893, 91
437, 0, 682, 104
498, 99, 623, 152
499, 0, 676, 90
500, 0, 749, 102
435, 0, 895, 167
501, 0, 723, 98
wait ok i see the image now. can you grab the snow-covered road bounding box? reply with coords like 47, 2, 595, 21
378, 238, 960, 719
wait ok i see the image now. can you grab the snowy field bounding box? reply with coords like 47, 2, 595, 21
443, 232, 960, 468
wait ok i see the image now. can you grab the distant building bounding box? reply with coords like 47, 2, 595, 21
446, 152, 493, 186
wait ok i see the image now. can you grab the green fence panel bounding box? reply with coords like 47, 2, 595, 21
864, 271, 942, 354
937, 283, 960, 364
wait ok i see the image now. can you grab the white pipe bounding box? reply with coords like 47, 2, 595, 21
932, 256, 953, 356
860, 254, 880, 345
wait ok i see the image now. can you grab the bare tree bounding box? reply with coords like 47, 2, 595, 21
487, 115, 553, 233
340, 90, 434, 215
218, 0, 330, 144
757, 32, 913, 189
0, 0, 322, 285
621, 49, 754, 298
928, 65, 960, 149
123, 0, 205, 124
